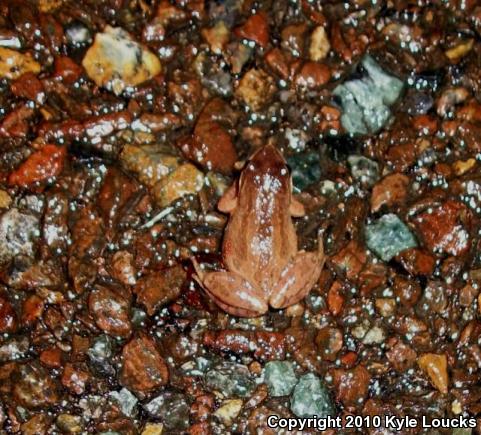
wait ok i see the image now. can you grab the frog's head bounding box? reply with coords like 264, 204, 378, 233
239, 144, 291, 193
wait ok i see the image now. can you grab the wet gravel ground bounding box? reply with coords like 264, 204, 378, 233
0, 0, 481, 433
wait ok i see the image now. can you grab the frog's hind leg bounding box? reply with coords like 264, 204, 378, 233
269, 247, 324, 309
199, 270, 268, 317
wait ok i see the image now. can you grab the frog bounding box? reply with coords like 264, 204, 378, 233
193, 144, 325, 317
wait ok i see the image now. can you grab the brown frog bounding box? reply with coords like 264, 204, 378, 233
194, 144, 325, 317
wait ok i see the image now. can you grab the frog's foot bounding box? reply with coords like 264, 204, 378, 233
269, 249, 324, 309
200, 271, 268, 317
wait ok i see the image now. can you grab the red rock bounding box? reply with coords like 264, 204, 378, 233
315, 327, 343, 361
134, 265, 186, 315
203, 330, 286, 361
412, 114, 438, 135
392, 276, 421, 307
295, 61, 330, 88
235, 13, 269, 48
0, 104, 35, 138
331, 241, 367, 281
395, 248, 436, 276
414, 200, 471, 256
11, 72, 44, 102
54, 56, 83, 84
327, 281, 344, 316
61, 363, 90, 395
21, 295, 44, 327
40, 347, 62, 369
88, 285, 132, 338
371, 173, 410, 212
265, 48, 290, 80
0, 296, 16, 333
386, 338, 416, 372
178, 99, 238, 173
8, 144, 67, 187
120, 334, 169, 395
331, 365, 371, 407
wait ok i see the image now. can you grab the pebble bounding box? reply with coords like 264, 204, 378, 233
202, 21, 230, 54
333, 55, 403, 134
82, 26, 162, 95
286, 151, 321, 193
119, 334, 169, 395
263, 361, 297, 397
120, 145, 180, 188
152, 163, 205, 207
0, 48, 40, 80
141, 423, 164, 435
0, 208, 39, 265
365, 214, 418, 262
235, 13, 269, 48
309, 26, 330, 61
88, 285, 132, 338
214, 399, 243, 426
414, 200, 471, 256
134, 265, 186, 315
56, 414, 84, 434
331, 365, 371, 407
205, 361, 255, 398
418, 353, 449, 394
371, 173, 410, 212
144, 392, 189, 431
290, 373, 335, 418
109, 388, 138, 418
235, 68, 275, 111
0, 190, 11, 209
348, 155, 379, 188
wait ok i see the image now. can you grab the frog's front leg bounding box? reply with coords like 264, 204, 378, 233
194, 266, 268, 317
269, 241, 325, 309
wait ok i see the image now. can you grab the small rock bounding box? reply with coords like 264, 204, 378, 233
290, 373, 335, 418
61, 363, 90, 395
88, 335, 115, 376
214, 399, 243, 426
120, 334, 169, 396
0, 208, 39, 265
285, 128, 308, 152
348, 155, 379, 188
295, 62, 331, 89
82, 26, 161, 95
56, 414, 84, 434
65, 21, 92, 48
234, 12, 269, 48
141, 423, 164, 435
21, 414, 51, 435
120, 145, 180, 188
88, 285, 132, 338
0, 295, 16, 332
235, 68, 275, 111
395, 248, 436, 276
375, 298, 396, 317
315, 327, 343, 361
8, 145, 67, 187
153, 163, 205, 207
202, 21, 230, 54
414, 200, 471, 256
0, 336, 29, 361
286, 152, 322, 193
418, 353, 449, 394
362, 326, 386, 345
13, 363, 60, 409
134, 265, 186, 315
205, 362, 255, 398
309, 26, 330, 61
445, 39, 474, 61
331, 365, 371, 407
263, 361, 297, 397
333, 55, 403, 134
453, 158, 476, 176
109, 388, 138, 417
144, 391, 189, 430
110, 251, 137, 286
0, 48, 40, 80
0, 190, 11, 208
365, 214, 418, 262
386, 339, 416, 372
371, 173, 410, 212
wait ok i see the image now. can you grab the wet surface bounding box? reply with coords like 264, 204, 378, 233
0, 0, 481, 433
